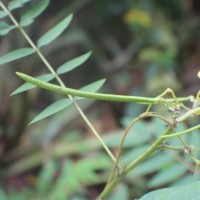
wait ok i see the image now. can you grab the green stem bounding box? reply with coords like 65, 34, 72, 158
159, 144, 200, 152
97, 127, 172, 200
177, 106, 200, 122
16, 72, 192, 104
158, 144, 187, 151
161, 124, 200, 138
107, 112, 173, 184
0, 2, 116, 164
159, 105, 200, 139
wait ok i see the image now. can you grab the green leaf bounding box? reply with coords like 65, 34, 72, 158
74, 156, 110, 184
57, 52, 92, 75
105, 128, 149, 148
20, 0, 49, 27
37, 14, 73, 48
139, 181, 200, 200
37, 160, 57, 193
139, 187, 178, 200
0, 189, 7, 200
75, 79, 106, 100
148, 163, 187, 188
71, 197, 88, 200
129, 153, 173, 177
0, 48, 35, 65
0, 22, 15, 35
8, 0, 31, 11
108, 184, 129, 200
0, 11, 7, 19
187, 130, 200, 157
50, 160, 78, 199
149, 118, 166, 137
11, 73, 55, 95
120, 145, 150, 165
29, 98, 73, 125
172, 174, 199, 187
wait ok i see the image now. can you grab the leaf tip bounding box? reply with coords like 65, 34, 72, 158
88, 51, 92, 54
101, 78, 106, 83
10, 91, 16, 96
87, 51, 92, 57
68, 13, 74, 20
98, 78, 106, 86
28, 119, 35, 126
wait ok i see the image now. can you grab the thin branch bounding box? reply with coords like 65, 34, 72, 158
107, 112, 173, 184
161, 124, 200, 139
97, 127, 173, 200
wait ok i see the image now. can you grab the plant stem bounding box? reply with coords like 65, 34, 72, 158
16, 72, 192, 104
158, 144, 200, 152
107, 112, 173, 184
157, 144, 185, 151
161, 124, 200, 138
177, 106, 200, 122
0, 2, 117, 164
97, 127, 172, 200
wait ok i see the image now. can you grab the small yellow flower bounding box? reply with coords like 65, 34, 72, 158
123, 9, 152, 28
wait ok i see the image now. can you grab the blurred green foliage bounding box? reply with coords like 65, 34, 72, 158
0, 0, 200, 199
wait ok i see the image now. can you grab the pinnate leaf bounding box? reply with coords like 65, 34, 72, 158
57, 52, 92, 75
76, 79, 106, 100
29, 98, 73, 125
0, 22, 15, 35
139, 181, 200, 200
37, 14, 73, 48
11, 73, 55, 95
0, 48, 35, 65
8, 0, 31, 11
20, 0, 49, 26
